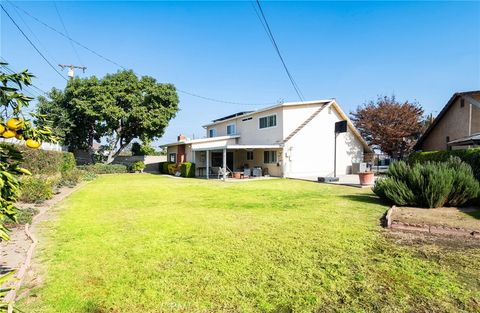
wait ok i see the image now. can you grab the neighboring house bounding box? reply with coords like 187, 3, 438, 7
162, 99, 372, 179
414, 90, 480, 151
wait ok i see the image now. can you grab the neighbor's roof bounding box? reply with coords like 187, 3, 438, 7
414, 90, 480, 150
448, 133, 480, 146
202, 99, 334, 127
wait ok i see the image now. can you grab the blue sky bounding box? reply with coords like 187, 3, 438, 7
1, 1, 479, 146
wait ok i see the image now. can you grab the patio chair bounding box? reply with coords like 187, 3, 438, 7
243, 168, 251, 179
217, 167, 232, 179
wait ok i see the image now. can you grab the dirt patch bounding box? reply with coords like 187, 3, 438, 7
392, 206, 480, 231
0, 182, 87, 304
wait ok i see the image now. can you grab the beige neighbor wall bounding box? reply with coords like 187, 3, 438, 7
205, 107, 284, 145
113, 155, 167, 172
283, 104, 364, 178
422, 97, 473, 151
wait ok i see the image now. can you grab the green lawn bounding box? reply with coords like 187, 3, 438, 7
22, 174, 480, 312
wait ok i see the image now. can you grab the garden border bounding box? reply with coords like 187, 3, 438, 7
3, 182, 88, 312
384, 205, 480, 239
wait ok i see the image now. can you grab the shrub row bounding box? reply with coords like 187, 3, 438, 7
373, 157, 480, 208
77, 163, 128, 174
159, 161, 195, 177
408, 148, 480, 180
13, 145, 76, 176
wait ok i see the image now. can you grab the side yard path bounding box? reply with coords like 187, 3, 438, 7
0, 182, 88, 303
17, 174, 480, 312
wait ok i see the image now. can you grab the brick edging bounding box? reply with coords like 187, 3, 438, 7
384, 205, 480, 239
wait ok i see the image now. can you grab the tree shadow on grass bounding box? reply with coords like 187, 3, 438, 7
338, 194, 385, 206
461, 206, 480, 220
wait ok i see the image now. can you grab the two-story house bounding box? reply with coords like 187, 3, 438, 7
414, 90, 480, 151
162, 99, 372, 179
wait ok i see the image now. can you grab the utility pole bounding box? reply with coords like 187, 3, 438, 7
58, 64, 87, 79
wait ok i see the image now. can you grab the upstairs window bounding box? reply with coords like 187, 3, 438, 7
259, 114, 277, 129
246, 151, 254, 161
209, 128, 217, 138
460, 99, 465, 108
263, 151, 277, 164
226, 124, 236, 135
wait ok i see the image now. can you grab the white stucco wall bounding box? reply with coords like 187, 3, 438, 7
205, 107, 284, 145
283, 105, 364, 178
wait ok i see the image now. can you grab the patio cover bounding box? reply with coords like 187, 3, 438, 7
447, 133, 480, 147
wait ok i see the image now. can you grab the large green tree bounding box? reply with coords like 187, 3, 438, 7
38, 70, 179, 163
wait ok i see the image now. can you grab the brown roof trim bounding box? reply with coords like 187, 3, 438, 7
413, 90, 480, 150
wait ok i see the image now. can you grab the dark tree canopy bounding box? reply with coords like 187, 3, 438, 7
38, 70, 179, 162
350, 95, 424, 158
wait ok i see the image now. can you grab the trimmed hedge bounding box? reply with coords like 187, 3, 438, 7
408, 148, 480, 180
180, 162, 195, 178
78, 163, 128, 174
62, 152, 77, 173
159, 162, 174, 174
373, 157, 480, 208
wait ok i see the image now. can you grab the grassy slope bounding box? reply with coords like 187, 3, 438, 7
22, 175, 480, 312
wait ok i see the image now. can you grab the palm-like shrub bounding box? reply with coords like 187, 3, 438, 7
373, 157, 479, 208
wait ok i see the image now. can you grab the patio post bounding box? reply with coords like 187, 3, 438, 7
222, 148, 227, 181
206, 150, 209, 179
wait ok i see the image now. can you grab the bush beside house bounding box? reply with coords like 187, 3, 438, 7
374, 157, 480, 208
180, 162, 195, 178
160, 161, 195, 178
408, 148, 480, 180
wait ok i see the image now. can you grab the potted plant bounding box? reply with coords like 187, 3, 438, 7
358, 170, 374, 186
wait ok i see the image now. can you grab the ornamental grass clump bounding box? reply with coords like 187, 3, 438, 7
373, 157, 479, 208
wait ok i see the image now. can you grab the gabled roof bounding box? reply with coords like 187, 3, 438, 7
212, 111, 254, 122
202, 99, 333, 127
414, 90, 480, 150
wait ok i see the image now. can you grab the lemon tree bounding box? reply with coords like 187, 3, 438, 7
0, 63, 57, 311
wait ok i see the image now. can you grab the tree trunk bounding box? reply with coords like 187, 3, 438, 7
106, 140, 131, 164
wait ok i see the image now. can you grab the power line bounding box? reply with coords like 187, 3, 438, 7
0, 4, 67, 81
7, 1, 61, 66
53, 2, 84, 65
253, 0, 305, 102
7, 0, 279, 106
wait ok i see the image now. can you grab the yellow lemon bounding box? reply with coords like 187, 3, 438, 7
6, 118, 24, 130
0, 124, 5, 135
26, 139, 41, 149
2, 129, 16, 138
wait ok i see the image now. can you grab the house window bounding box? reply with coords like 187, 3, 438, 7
446, 136, 450, 143
263, 151, 277, 164
460, 99, 465, 108
246, 151, 254, 161
226, 124, 236, 135
209, 128, 217, 138
169, 153, 177, 163
259, 114, 277, 129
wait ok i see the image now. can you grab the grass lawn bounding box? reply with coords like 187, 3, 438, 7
21, 174, 480, 312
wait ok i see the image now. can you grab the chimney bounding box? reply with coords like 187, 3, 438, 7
177, 134, 187, 142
